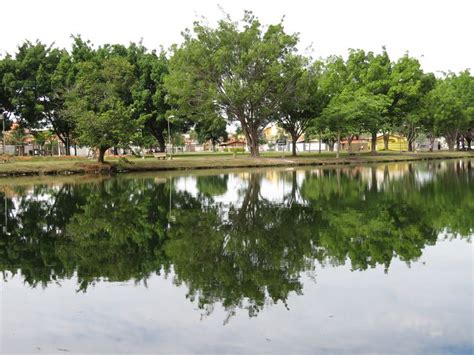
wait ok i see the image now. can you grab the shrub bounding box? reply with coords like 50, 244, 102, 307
226, 147, 245, 153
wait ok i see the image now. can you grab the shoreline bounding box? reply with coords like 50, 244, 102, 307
0, 152, 472, 178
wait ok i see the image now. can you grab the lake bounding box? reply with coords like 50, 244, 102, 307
0, 159, 472, 354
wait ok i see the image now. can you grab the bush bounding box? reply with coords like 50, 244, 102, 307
226, 147, 245, 153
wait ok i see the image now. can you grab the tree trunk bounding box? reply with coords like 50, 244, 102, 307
52, 126, 71, 156
336, 130, 341, 158
383, 133, 389, 150
249, 139, 260, 157
328, 140, 335, 152
98, 147, 107, 163
292, 140, 297, 156
319, 133, 322, 154
65, 137, 71, 156
466, 136, 472, 151
429, 135, 435, 152
371, 132, 377, 154
156, 132, 166, 152
405, 125, 418, 152
242, 122, 260, 158
446, 134, 455, 151
291, 133, 298, 157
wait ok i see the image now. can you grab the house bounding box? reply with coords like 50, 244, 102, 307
262, 123, 287, 142
368, 134, 408, 151
219, 139, 247, 151
3, 124, 50, 156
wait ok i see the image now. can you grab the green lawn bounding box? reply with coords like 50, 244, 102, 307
0, 151, 472, 177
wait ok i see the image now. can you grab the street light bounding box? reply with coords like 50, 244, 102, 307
167, 115, 175, 160
1, 111, 6, 155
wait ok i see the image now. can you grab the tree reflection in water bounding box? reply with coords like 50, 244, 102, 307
0, 159, 472, 321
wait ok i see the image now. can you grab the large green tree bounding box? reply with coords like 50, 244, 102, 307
2, 41, 80, 154
65, 55, 137, 162
0, 54, 16, 128
424, 71, 473, 150
165, 12, 299, 157
452, 70, 474, 150
388, 55, 435, 151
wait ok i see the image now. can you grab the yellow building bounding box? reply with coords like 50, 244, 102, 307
368, 134, 408, 151
262, 124, 287, 142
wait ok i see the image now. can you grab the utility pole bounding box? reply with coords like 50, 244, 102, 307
319, 132, 322, 154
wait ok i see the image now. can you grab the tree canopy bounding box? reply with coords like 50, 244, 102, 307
165, 12, 300, 157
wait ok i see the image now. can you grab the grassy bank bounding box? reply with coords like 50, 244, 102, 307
0, 151, 472, 177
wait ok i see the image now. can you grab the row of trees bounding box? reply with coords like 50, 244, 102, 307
0, 37, 176, 162
0, 12, 473, 160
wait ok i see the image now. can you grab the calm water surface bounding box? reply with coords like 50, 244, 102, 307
0, 159, 473, 354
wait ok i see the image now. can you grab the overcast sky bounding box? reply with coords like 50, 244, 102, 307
1, 0, 472, 74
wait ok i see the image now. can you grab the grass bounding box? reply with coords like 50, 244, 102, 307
0, 150, 472, 178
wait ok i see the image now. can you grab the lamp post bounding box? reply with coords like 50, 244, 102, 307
167, 115, 175, 160
319, 132, 322, 154
1, 112, 6, 155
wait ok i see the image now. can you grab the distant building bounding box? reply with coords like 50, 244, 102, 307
262, 123, 287, 142
368, 134, 408, 151
219, 139, 246, 151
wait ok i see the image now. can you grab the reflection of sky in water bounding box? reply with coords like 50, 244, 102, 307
1, 239, 471, 354
173, 161, 451, 206
175, 170, 308, 204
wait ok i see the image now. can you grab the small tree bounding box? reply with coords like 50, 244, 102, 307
130, 46, 172, 152
277, 58, 328, 156
194, 115, 228, 151
322, 88, 389, 157
33, 130, 54, 153
320, 90, 357, 158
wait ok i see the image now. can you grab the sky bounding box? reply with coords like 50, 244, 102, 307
1, 0, 473, 74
